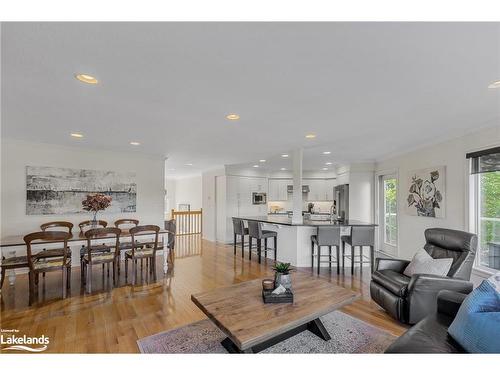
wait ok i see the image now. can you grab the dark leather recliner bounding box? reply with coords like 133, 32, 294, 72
370, 228, 477, 324
385, 290, 468, 353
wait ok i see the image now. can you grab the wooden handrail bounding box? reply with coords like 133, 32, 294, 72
171, 209, 202, 235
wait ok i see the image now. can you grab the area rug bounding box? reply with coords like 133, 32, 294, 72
137, 311, 397, 353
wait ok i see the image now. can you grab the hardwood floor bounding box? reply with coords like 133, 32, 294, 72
0, 235, 407, 353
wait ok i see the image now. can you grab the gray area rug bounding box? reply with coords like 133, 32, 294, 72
137, 311, 397, 353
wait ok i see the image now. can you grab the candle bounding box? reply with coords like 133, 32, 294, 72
262, 279, 275, 290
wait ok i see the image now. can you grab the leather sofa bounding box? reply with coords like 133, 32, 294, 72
385, 290, 467, 353
370, 228, 477, 324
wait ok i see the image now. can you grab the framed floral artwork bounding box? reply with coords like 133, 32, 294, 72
406, 166, 446, 218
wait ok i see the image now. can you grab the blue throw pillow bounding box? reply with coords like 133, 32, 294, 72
448, 274, 500, 353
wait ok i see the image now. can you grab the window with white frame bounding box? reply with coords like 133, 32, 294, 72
468, 146, 500, 272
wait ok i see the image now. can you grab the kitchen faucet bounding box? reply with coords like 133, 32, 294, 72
329, 203, 336, 222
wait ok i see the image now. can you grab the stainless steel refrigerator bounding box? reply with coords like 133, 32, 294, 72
334, 184, 349, 221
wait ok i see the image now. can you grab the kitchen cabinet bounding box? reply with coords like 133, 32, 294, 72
268, 179, 292, 201
306, 179, 322, 201
304, 178, 335, 201
325, 179, 335, 201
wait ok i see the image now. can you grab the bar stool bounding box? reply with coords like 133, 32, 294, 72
311, 227, 342, 274
247, 220, 277, 264
341, 226, 375, 274
232, 218, 248, 258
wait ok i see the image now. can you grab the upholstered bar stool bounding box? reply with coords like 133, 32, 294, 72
311, 226, 342, 274
342, 226, 375, 274
247, 220, 277, 264
232, 218, 249, 258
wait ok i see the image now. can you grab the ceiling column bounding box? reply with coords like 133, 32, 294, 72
291, 148, 303, 224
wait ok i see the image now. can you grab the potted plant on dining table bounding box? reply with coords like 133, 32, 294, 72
273, 262, 294, 290
82, 193, 112, 227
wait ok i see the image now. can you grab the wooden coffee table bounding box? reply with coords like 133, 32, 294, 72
191, 271, 359, 353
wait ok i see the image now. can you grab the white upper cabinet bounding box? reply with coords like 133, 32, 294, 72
325, 179, 335, 201
269, 178, 335, 202
268, 179, 292, 201
268, 179, 280, 201
306, 179, 324, 201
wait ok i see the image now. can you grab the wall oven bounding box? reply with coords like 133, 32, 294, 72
252, 192, 267, 205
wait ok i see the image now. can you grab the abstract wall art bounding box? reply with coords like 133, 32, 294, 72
26, 166, 136, 215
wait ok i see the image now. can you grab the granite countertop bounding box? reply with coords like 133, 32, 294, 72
233, 215, 377, 227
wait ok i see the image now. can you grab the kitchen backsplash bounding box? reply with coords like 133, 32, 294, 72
268, 201, 333, 213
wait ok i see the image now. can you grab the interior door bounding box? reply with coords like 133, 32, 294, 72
379, 174, 398, 256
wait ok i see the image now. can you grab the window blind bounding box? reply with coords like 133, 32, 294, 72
466, 146, 500, 174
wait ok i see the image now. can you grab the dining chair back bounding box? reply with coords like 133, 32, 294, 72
82, 227, 121, 293
126, 225, 160, 284
38, 221, 75, 260
84, 227, 121, 262
114, 219, 140, 228
79, 220, 108, 234
40, 221, 74, 234
23, 231, 72, 305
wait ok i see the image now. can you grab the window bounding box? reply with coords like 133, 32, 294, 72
468, 147, 500, 272
384, 178, 398, 246
378, 174, 398, 256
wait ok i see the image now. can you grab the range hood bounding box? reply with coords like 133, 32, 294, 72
287, 185, 310, 193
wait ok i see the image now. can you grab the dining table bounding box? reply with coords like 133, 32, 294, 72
0, 228, 172, 287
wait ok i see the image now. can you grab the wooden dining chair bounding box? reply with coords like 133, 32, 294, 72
24, 231, 72, 306
114, 219, 145, 275
82, 227, 121, 293
125, 225, 160, 285
38, 221, 74, 261
78, 220, 111, 281
78, 220, 108, 234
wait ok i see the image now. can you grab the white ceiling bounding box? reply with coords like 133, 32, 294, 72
2, 22, 499, 177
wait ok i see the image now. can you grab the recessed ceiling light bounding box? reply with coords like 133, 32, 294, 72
488, 81, 500, 89
322, 167, 328, 171
185, 163, 193, 166
75, 74, 98, 84
280, 168, 287, 171
322, 151, 331, 155
253, 165, 260, 168
325, 162, 333, 165
305, 134, 316, 139
70, 133, 83, 138
226, 114, 240, 120
281, 154, 289, 158
259, 159, 266, 163
130, 141, 140, 146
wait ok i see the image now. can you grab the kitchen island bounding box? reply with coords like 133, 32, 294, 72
233, 215, 377, 268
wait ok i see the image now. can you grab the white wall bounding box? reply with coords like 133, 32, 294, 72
375, 125, 500, 262
202, 167, 225, 241
1, 139, 165, 237
349, 171, 375, 222
166, 175, 202, 212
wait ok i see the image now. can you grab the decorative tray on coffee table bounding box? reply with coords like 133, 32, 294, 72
262, 289, 294, 304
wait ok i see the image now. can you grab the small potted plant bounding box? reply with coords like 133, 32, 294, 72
82, 193, 112, 227
273, 262, 294, 290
